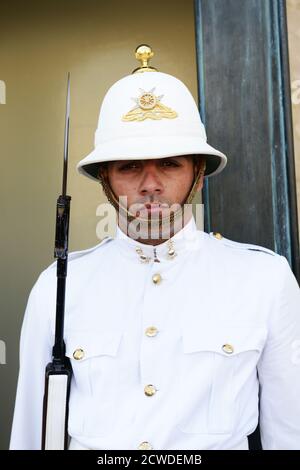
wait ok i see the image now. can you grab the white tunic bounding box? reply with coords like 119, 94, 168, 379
10, 217, 300, 450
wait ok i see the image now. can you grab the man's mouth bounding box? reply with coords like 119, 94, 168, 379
144, 202, 166, 213
133, 202, 170, 217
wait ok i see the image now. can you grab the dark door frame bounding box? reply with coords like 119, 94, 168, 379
194, 0, 299, 282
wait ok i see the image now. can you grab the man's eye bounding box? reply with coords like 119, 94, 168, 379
162, 161, 179, 167
120, 163, 139, 170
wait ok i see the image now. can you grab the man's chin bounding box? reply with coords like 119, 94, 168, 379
136, 209, 172, 221
119, 210, 178, 241
117, 203, 192, 241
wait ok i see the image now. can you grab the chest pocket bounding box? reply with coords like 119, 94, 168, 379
177, 325, 267, 435
65, 329, 123, 438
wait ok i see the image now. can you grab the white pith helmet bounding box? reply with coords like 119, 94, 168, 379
77, 44, 227, 181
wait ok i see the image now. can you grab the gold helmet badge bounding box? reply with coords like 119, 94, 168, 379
122, 45, 178, 122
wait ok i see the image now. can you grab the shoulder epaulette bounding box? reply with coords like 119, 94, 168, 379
209, 232, 276, 256
48, 236, 112, 269
68, 236, 112, 261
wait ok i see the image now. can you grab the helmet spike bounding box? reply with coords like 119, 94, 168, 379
132, 44, 158, 74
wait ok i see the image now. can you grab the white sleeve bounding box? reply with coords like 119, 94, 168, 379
258, 256, 300, 449
9, 273, 53, 450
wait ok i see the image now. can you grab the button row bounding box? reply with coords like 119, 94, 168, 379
141, 324, 158, 449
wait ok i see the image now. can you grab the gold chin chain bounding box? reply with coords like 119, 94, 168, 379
98, 174, 181, 226
97, 161, 205, 229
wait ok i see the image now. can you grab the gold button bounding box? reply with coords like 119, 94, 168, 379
138, 441, 153, 450
222, 344, 234, 354
167, 248, 177, 259
145, 326, 159, 337
73, 348, 84, 360
144, 384, 157, 396
213, 232, 223, 240
152, 273, 162, 285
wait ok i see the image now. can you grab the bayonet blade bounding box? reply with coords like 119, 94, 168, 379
62, 73, 70, 196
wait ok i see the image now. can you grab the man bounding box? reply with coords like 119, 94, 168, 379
10, 45, 300, 450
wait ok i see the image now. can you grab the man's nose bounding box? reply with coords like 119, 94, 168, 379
139, 164, 163, 197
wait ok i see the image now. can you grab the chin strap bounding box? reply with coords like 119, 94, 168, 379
185, 160, 206, 204
97, 159, 206, 227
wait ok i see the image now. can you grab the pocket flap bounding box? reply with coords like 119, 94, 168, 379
182, 325, 267, 355
65, 329, 123, 360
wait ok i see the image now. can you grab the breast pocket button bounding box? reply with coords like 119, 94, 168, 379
73, 348, 85, 360
222, 344, 234, 354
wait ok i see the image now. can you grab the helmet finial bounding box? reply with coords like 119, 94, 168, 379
132, 44, 158, 74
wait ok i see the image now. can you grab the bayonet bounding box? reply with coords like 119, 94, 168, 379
42, 74, 73, 450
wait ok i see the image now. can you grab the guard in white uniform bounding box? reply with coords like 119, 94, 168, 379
10, 45, 300, 450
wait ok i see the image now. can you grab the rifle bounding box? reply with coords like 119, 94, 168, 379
41, 74, 72, 450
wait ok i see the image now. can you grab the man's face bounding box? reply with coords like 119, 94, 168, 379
102, 155, 204, 218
